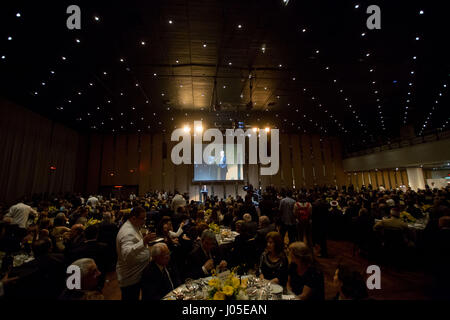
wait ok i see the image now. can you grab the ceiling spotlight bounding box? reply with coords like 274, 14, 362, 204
89, 82, 93, 86
141, 41, 146, 46
62, 56, 66, 61
315, 50, 319, 54
361, 33, 366, 37
176, 60, 179, 63
1, 55, 5, 60
238, 24, 242, 29
169, 20, 173, 24
203, 43, 207, 48
261, 45, 266, 53
7, 36, 12, 41
355, 4, 360, 9
279, 64, 282, 67
415, 36, 420, 40
16, 12, 21, 17
41, 82, 46, 86
120, 58, 124, 62
153, 73, 157, 76
302, 28, 307, 32
419, 10, 424, 15
94, 16, 100, 21
183, 126, 190, 133
103, 71, 107, 75
75, 38, 80, 43
228, 62, 232, 66
283, 0, 290, 5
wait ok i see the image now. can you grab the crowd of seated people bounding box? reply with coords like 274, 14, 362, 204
0, 184, 448, 300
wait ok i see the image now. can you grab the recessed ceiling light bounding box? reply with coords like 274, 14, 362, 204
169, 20, 173, 24
419, 10, 424, 15
361, 33, 366, 37
415, 36, 420, 40
176, 60, 179, 63
103, 71, 107, 75
141, 41, 146, 46
94, 16, 100, 21
16, 12, 21, 17
75, 38, 80, 43
62, 56, 66, 60
238, 24, 242, 29
7, 36, 12, 41
1, 55, 6, 60
355, 4, 360, 9
203, 43, 207, 48
153, 73, 157, 76
120, 58, 124, 62
302, 28, 306, 32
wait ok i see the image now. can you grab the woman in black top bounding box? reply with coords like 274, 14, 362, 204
258, 232, 288, 286
287, 241, 325, 300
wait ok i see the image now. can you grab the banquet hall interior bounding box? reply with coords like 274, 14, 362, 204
0, 0, 449, 301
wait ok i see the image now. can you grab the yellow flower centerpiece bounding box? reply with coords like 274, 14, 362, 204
400, 211, 416, 223
86, 217, 101, 227
208, 222, 220, 234
207, 269, 248, 300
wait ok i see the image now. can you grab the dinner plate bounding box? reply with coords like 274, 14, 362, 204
270, 284, 283, 294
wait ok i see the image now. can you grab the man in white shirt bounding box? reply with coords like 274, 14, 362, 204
3, 203, 36, 229
86, 195, 99, 208
171, 192, 186, 213
116, 206, 156, 300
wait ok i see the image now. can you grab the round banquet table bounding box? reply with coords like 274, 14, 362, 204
162, 273, 296, 300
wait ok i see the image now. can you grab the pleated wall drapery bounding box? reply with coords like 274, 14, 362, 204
0, 99, 79, 205
84, 133, 347, 196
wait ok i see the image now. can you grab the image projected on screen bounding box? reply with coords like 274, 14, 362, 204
193, 144, 244, 181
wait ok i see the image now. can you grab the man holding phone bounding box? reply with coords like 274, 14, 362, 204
186, 229, 228, 280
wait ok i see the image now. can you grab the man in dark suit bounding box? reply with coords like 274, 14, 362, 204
255, 216, 276, 254
141, 243, 180, 300
186, 229, 227, 280
7, 238, 66, 299
66, 225, 110, 289
241, 214, 258, 240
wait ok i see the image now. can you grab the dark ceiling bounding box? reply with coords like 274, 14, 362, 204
0, 0, 449, 152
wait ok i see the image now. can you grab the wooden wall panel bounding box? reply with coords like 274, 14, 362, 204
225, 184, 236, 198
311, 135, 325, 186
127, 134, 139, 186
401, 170, 409, 186
322, 138, 334, 186
139, 134, 151, 195
369, 171, 377, 187
86, 134, 102, 194
363, 171, 370, 186
301, 135, 314, 188
113, 135, 127, 186
163, 134, 175, 193
280, 134, 293, 189
330, 137, 346, 188
389, 170, 398, 188
290, 135, 303, 188
357, 172, 363, 190
100, 135, 114, 186
382, 171, 391, 189
247, 164, 259, 189
151, 134, 163, 191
